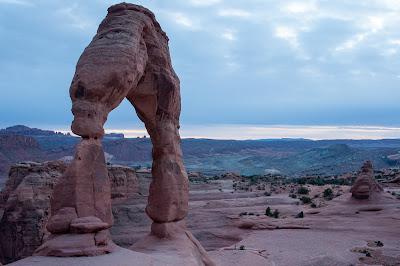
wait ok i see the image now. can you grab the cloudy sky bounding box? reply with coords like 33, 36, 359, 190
1, 0, 400, 139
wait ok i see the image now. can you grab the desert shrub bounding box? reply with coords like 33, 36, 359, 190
290, 177, 353, 186
314, 194, 320, 198
300, 196, 312, 204
239, 212, 247, 216
297, 178, 307, 185
295, 211, 304, 218
310, 203, 317, 208
248, 212, 255, 215
326, 195, 333, 201
264, 191, 271, 196
323, 188, 333, 197
375, 241, 384, 247
240, 245, 245, 250
289, 194, 297, 199
289, 189, 295, 193
265, 207, 271, 216
297, 187, 309, 194
273, 209, 279, 218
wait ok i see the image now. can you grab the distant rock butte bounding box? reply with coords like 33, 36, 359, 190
351, 161, 384, 200
0, 125, 60, 136
0, 135, 47, 175
31, 2, 213, 265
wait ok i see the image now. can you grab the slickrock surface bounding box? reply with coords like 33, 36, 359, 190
7, 174, 400, 265
352, 161, 384, 200
10, 246, 205, 266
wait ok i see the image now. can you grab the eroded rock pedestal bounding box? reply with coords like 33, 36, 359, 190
34, 139, 116, 256
34, 3, 213, 265
351, 161, 383, 200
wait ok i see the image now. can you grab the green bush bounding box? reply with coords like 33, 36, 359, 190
265, 207, 271, 216
310, 203, 317, 208
323, 188, 333, 197
297, 187, 309, 194
273, 209, 279, 218
240, 245, 245, 250
289, 194, 297, 198
264, 191, 271, 196
295, 211, 304, 218
300, 196, 312, 204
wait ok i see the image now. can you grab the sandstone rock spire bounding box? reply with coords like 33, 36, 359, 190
351, 161, 384, 200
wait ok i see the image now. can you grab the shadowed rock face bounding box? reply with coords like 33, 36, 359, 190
0, 162, 140, 264
33, 3, 209, 263
352, 161, 383, 199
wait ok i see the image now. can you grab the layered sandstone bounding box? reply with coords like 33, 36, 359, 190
0, 162, 139, 264
0, 161, 66, 264
351, 161, 384, 200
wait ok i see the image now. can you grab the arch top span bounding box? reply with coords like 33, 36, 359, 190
70, 3, 180, 140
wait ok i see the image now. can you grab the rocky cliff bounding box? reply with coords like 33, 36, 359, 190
0, 135, 47, 175
0, 162, 140, 264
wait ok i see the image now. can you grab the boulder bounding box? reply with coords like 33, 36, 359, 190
46, 207, 78, 233
70, 216, 110, 234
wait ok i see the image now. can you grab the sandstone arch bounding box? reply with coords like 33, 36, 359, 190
34, 4, 213, 264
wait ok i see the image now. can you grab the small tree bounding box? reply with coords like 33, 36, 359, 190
295, 211, 304, 218
323, 188, 333, 197
273, 209, 279, 218
300, 196, 312, 204
265, 207, 272, 216
297, 186, 309, 194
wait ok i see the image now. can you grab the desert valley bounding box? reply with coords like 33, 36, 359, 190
0, 125, 400, 265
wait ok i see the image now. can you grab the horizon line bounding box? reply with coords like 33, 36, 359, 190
51, 124, 400, 141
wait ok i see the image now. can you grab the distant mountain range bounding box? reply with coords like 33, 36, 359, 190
0, 125, 400, 176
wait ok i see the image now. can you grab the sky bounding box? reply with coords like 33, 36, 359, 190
1, 0, 400, 139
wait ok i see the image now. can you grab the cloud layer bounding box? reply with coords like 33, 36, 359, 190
1, 0, 399, 138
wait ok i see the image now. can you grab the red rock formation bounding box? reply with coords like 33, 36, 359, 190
352, 161, 384, 200
222, 172, 242, 180
0, 135, 47, 175
0, 161, 66, 264
108, 165, 138, 203
33, 3, 210, 263
0, 162, 140, 264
